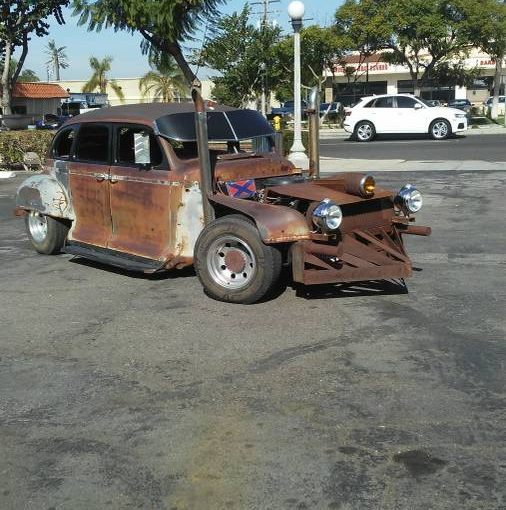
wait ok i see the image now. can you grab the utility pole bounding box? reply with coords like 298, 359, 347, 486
251, 0, 280, 116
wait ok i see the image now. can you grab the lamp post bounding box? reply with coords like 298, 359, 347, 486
287, 0, 309, 170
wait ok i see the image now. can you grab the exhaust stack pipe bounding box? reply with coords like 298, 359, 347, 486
307, 87, 320, 179
192, 83, 215, 225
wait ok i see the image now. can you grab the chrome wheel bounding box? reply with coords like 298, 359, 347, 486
431, 121, 449, 139
27, 211, 48, 243
356, 122, 374, 141
207, 235, 256, 290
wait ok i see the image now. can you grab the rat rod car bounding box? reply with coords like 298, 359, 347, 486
15, 89, 430, 304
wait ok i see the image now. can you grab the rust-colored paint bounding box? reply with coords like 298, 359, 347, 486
67, 161, 112, 247
209, 193, 310, 243
292, 226, 413, 285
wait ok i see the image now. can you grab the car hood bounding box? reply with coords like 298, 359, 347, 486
432, 106, 467, 115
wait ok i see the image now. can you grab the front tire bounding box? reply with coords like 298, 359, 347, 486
354, 121, 375, 142
25, 211, 69, 254
194, 215, 282, 304
430, 119, 451, 140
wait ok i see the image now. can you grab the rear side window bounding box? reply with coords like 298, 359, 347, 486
52, 127, 76, 159
74, 124, 110, 163
115, 126, 164, 168
373, 97, 395, 108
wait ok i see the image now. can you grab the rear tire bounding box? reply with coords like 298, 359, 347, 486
194, 215, 282, 304
25, 211, 69, 254
430, 119, 451, 140
354, 121, 375, 142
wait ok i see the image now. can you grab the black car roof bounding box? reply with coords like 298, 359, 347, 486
65, 102, 275, 142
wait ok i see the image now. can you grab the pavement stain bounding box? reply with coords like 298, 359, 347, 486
169, 412, 256, 510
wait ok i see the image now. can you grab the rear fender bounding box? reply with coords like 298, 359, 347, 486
15, 174, 74, 219
209, 193, 310, 243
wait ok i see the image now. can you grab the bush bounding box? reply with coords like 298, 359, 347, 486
0, 130, 55, 168
281, 129, 310, 156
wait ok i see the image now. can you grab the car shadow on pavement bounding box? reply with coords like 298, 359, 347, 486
68, 256, 196, 280
344, 133, 465, 142
292, 279, 409, 300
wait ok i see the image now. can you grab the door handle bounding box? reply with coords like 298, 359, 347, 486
93, 173, 108, 181
110, 177, 119, 184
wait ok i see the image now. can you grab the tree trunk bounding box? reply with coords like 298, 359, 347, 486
166, 42, 198, 88
1, 40, 13, 116
491, 58, 502, 121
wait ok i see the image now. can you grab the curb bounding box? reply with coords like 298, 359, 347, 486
0, 171, 16, 179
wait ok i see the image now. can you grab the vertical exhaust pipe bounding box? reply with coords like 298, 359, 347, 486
307, 87, 320, 179
192, 83, 215, 225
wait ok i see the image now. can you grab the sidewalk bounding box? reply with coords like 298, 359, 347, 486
320, 157, 506, 173
320, 124, 506, 139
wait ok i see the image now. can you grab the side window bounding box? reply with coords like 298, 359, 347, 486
396, 96, 418, 108
374, 97, 395, 108
363, 99, 375, 108
52, 127, 76, 159
74, 124, 109, 163
116, 126, 164, 168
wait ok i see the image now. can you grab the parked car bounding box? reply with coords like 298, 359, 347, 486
483, 96, 506, 115
424, 99, 442, 107
447, 98, 472, 114
271, 100, 308, 118
15, 101, 430, 304
35, 113, 69, 130
344, 93, 468, 142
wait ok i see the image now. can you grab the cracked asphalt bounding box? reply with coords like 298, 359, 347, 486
0, 170, 505, 509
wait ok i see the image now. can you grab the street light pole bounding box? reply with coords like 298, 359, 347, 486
287, 1, 309, 170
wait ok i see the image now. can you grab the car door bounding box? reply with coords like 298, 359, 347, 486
107, 124, 173, 260
366, 96, 396, 133
67, 123, 113, 247
395, 96, 427, 133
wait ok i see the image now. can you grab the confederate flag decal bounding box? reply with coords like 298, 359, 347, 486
226, 179, 257, 198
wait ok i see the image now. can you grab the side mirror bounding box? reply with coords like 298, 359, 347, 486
414, 103, 423, 110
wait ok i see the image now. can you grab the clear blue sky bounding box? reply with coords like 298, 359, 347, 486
20, 0, 341, 81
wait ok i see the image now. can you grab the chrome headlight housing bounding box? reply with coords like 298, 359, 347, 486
312, 199, 343, 232
395, 184, 423, 214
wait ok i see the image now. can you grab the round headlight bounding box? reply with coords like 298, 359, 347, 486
360, 175, 376, 197
396, 184, 423, 213
312, 199, 343, 232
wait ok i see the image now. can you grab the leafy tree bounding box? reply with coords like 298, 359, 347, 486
335, 0, 391, 89
0, 1, 69, 114
83, 56, 125, 102
73, 0, 225, 86
465, 0, 506, 120
45, 39, 69, 81
272, 25, 346, 102
139, 53, 188, 102
197, 5, 282, 107
381, 0, 489, 95
18, 69, 40, 82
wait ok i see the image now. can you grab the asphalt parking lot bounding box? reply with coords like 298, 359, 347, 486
1, 169, 505, 510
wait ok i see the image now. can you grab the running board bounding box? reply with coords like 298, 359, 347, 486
63, 242, 164, 273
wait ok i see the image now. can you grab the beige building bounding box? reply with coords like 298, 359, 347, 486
52, 78, 215, 106
324, 48, 503, 106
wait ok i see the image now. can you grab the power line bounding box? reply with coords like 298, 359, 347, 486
249, 0, 281, 28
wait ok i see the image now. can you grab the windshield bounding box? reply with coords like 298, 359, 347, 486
416, 98, 432, 107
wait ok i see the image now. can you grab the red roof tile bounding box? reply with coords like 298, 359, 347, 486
13, 82, 69, 99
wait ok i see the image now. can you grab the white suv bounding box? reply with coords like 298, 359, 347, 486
344, 94, 468, 142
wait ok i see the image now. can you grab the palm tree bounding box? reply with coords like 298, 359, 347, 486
44, 40, 69, 81
139, 53, 188, 103
82, 56, 125, 103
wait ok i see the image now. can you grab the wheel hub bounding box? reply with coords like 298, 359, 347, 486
224, 249, 246, 273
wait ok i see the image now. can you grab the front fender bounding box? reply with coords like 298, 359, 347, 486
209, 193, 310, 243
15, 174, 74, 219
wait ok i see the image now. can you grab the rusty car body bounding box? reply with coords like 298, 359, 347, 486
15, 97, 430, 304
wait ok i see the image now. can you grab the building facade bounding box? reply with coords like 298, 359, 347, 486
324, 49, 504, 106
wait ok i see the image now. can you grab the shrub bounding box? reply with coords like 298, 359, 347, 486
281, 129, 310, 156
0, 130, 55, 168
